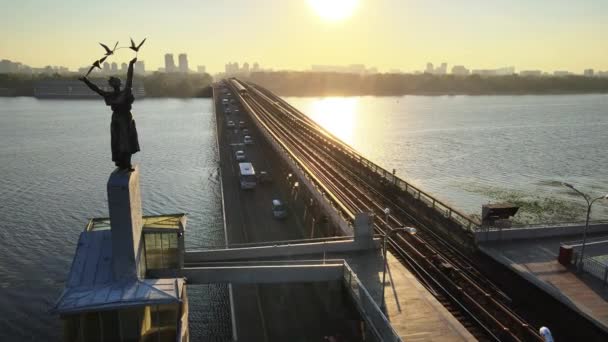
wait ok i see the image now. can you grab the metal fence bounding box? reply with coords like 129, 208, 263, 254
512, 220, 608, 229
355, 152, 481, 232
343, 262, 402, 342
573, 251, 608, 287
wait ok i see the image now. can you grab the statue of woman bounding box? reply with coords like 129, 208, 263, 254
79, 58, 140, 171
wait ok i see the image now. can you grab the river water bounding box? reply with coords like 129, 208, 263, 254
287, 94, 608, 224
0, 94, 607, 340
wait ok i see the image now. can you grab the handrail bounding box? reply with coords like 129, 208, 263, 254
512, 219, 608, 229
343, 262, 402, 341
186, 236, 358, 252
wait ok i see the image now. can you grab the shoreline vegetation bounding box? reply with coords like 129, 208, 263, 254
244, 72, 608, 97
0, 72, 214, 98
2, 71, 608, 98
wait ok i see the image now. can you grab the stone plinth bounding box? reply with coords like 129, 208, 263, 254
107, 165, 143, 279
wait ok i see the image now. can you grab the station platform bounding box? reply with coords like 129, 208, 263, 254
346, 251, 476, 341
480, 232, 608, 333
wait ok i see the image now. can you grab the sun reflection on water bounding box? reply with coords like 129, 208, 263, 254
306, 97, 359, 146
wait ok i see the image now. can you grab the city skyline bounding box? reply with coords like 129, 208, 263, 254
1, 1, 607, 73
4, 56, 608, 78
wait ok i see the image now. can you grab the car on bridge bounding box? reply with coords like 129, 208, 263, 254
227, 120, 235, 128
244, 135, 253, 145
239, 121, 246, 128
235, 150, 246, 161
258, 171, 271, 184
242, 128, 250, 135
271, 199, 287, 219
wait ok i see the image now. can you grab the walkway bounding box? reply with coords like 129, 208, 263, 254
481, 233, 608, 333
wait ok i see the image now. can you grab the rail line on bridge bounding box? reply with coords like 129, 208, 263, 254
226, 78, 543, 342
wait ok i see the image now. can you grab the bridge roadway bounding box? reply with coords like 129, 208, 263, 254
212, 84, 362, 341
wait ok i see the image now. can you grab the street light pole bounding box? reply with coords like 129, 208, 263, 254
562, 183, 608, 269
380, 207, 417, 310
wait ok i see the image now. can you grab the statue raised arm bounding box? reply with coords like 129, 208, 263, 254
126, 57, 136, 90
79, 76, 107, 97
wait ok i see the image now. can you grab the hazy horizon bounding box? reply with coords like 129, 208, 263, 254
1, 0, 607, 73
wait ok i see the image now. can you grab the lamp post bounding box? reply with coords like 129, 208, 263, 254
562, 183, 608, 269
381, 207, 417, 309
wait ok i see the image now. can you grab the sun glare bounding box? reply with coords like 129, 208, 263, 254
308, 0, 359, 21
307, 97, 359, 145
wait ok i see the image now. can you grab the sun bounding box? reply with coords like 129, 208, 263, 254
308, 0, 359, 21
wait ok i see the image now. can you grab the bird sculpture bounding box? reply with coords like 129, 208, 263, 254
85, 56, 108, 76
99, 41, 119, 56
82, 37, 146, 77
129, 38, 147, 54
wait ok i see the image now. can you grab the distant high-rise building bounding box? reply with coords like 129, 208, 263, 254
425, 63, 434, 74
242, 62, 250, 74
121, 63, 128, 73
451, 65, 470, 76
134, 61, 145, 75
111, 62, 118, 73
437, 63, 448, 75
197, 65, 206, 74
584, 69, 594, 77
103, 62, 110, 74
165, 54, 176, 73
553, 70, 570, 77
178, 53, 189, 73
252, 62, 260, 72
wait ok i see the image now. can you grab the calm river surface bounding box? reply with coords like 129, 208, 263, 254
0, 94, 607, 340
288, 94, 608, 223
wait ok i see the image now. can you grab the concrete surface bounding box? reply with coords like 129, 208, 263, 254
481, 232, 608, 333
346, 251, 477, 342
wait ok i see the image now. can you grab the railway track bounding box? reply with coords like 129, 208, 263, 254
226, 79, 544, 342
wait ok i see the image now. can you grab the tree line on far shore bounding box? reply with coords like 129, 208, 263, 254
0, 72, 213, 97
3, 71, 608, 97
243, 71, 608, 96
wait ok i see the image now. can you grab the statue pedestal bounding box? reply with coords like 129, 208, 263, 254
107, 165, 143, 279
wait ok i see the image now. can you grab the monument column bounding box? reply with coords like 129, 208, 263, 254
107, 165, 143, 279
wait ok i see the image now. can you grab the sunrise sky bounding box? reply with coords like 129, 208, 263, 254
1, 0, 607, 73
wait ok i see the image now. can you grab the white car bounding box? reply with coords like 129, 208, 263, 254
244, 135, 253, 145
235, 150, 246, 161
242, 128, 250, 135
227, 121, 235, 128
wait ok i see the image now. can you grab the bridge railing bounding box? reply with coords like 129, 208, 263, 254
511, 219, 608, 229
573, 251, 608, 287
343, 262, 402, 341
246, 81, 481, 232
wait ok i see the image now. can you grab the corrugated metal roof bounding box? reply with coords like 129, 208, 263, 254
52, 230, 183, 315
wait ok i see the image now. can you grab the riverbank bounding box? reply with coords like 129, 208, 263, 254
245, 72, 608, 97
0, 73, 213, 98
